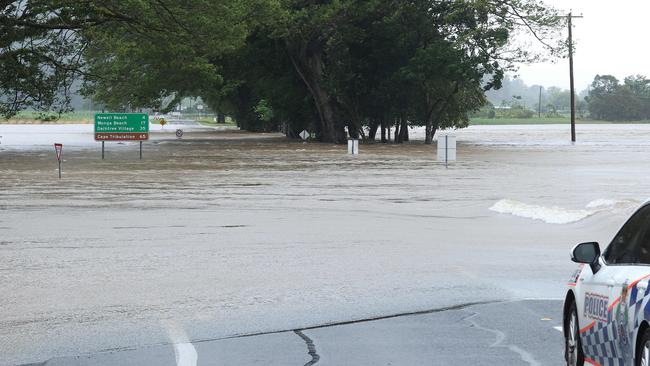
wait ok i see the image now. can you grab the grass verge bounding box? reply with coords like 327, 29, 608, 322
468, 117, 650, 125
197, 119, 237, 127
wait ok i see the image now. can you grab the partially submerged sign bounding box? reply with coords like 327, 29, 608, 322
95, 113, 149, 141
54, 143, 62, 178
347, 139, 359, 155
437, 134, 457, 167
299, 130, 309, 140
54, 143, 62, 161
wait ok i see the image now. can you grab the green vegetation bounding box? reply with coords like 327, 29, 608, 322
586, 75, 650, 121
485, 76, 589, 118
470, 117, 612, 125
1, 1, 564, 143
485, 74, 650, 124
197, 119, 237, 127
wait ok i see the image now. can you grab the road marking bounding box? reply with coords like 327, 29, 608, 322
464, 312, 541, 366
173, 342, 198, 366
554, 326, 563, 332
163, 321, 198, 366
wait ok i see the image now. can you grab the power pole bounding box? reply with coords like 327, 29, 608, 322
538, 86, 542, 118
566, 12, 583, 142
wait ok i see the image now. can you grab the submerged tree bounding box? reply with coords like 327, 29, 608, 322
1, 0, 564, 143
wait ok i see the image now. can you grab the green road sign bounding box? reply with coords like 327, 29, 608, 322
94, 113, 149, 141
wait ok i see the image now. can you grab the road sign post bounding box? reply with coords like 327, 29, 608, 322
95, 113, 149, 159
437, 134, 456, 168
347, 139, 359, 155
54, 143, 62, 178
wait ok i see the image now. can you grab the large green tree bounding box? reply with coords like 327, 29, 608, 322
2, 0, 563, 143
586, 74, 650, 121
0, 1, 120, 117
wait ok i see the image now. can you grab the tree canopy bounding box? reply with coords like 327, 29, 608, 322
586, 74, 650, 121
1, 0, 564, 142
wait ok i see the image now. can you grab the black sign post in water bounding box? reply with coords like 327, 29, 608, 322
54, 143, 62, 178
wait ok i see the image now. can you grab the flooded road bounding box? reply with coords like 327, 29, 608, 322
1, 124, 648, 365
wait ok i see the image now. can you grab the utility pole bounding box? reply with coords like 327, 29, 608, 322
566, 12, 583, 142
538, 86, 542, 118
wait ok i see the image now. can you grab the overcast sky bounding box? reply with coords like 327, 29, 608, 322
515, 0, 646, 91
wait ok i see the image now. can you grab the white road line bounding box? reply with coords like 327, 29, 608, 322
173, 342, 198, 366
163, 321, 198, 366
554, 326, 563, 332
464, 312, 541, 366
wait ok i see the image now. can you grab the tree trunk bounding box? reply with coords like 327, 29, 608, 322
381, 121, 387, 143
358, 126, 367, 140
424, 94, 436, 144
425, 122, 434, 144
431, 124, 438, 142
399, 116, 408, 142
347, 115, 361, 139
313, 85, 342, 142
368, 119, 379, 141
426, 82, 460, 144
286, 41, 345, 143
426, 83, 460, 144
394, 118, 401, 143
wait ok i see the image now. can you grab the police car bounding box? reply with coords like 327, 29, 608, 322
564, 203, 650, 366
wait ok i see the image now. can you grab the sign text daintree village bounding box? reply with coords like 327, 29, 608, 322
94, 113, 149, 141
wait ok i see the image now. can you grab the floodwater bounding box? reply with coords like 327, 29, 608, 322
1, 123, 649, 365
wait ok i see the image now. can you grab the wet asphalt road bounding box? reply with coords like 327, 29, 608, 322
32, 300, 564, 366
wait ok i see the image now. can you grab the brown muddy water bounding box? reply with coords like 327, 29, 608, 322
0, 124, 648, 365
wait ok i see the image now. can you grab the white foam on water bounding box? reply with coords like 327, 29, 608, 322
489, 199, 636, 224
585, 199, 620, 209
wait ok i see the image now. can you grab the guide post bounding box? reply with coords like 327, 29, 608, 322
347, 139, 359, 155
54, 143, 62, 178
437, 134, 456, 168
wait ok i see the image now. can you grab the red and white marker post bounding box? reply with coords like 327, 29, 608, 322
54, 143, 62, 178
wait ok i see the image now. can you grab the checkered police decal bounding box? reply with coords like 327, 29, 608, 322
581, 320, 622, 365
580, 279, 650, 365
